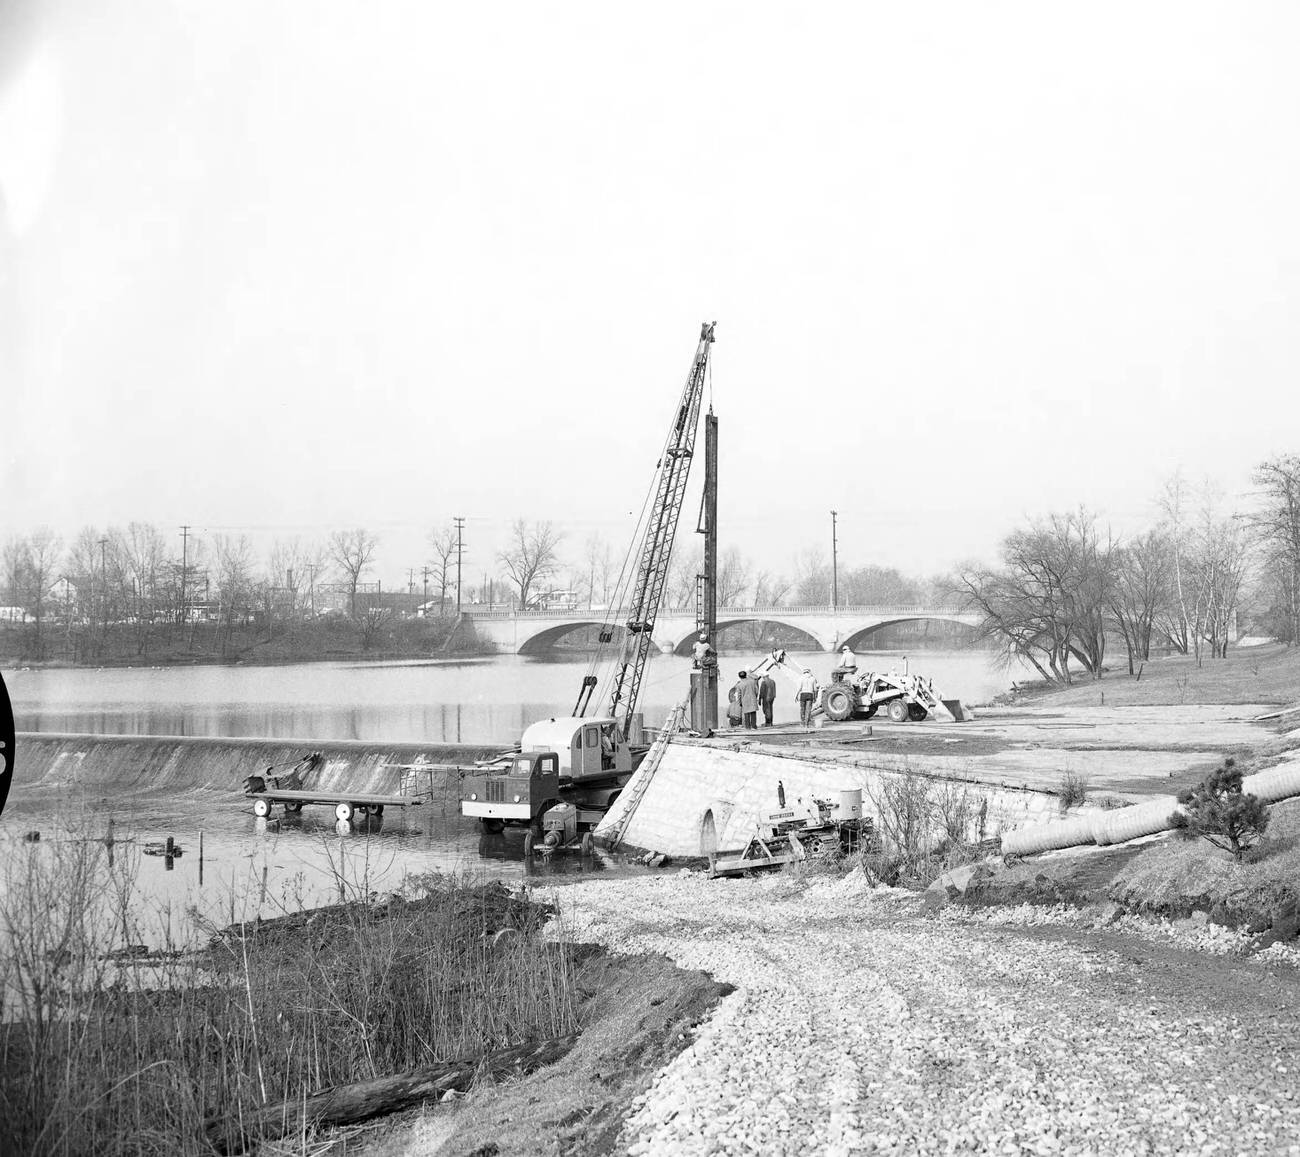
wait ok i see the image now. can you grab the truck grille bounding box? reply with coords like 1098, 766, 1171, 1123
485, 780, 506, 802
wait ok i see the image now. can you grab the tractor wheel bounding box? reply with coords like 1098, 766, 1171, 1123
283, 800, 303, 814
821, 684, 857, 722
253, 797, 272, 818
335, 801, 354, 822
480, 818, 505, 835
887, 699, 909, 723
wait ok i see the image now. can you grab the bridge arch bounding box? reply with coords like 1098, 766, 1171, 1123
839, 616, 979, 653
516, 621, 625, 656
667, 617, 828, 657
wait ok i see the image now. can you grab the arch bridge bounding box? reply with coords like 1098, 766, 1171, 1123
462, 605, 979, 656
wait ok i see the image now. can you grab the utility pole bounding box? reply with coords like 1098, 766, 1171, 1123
691, 410, 720, 734
98, 537, 108, 640
454, 516, 465, 615
178, 525, 190, 625
307, 564, 317, 617
830, 510, 839, 611
421, 566, 430, 613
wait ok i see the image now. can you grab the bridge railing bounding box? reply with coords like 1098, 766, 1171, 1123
462, 604, 965, 619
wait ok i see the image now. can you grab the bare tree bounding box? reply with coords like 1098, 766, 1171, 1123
1108, 529, 1171, 674
112, 523, 168, 656
584, 534, 619, 609
1189, 500, 1249, 661
498, 520, 563, 609
752, 571, 792, 607
666, 543, 703, 611
717, 546, 751, 608
427, 524, 458, 611
330, 528, 379, 617
840, 565, 922, 605
1157, 472, 1194, 655
212, 534, 256, 653
1247, 455, 1300, 645
959, 509, 1113, 683
793, 549, 831, 605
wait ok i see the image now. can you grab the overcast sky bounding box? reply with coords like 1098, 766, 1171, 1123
2, 1, 1298, 591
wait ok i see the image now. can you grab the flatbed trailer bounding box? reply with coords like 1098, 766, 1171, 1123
249, 789, 420, 822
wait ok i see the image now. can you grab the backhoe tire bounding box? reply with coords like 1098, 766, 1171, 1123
887, 699, 909, 723
821, 685, 857, 722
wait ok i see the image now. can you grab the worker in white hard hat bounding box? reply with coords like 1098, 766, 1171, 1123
691, 631, 716, 670
832, 644, 858, 683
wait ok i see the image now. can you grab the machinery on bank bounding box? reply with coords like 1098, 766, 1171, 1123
708, 789, 874, 877
746, 649, 973, 724
460, 323, 718, 854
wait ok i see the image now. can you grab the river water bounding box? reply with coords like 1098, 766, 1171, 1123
1, 648, 1017, 945
6, 649, 1013, 742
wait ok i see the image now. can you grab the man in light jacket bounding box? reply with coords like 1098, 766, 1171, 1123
796, 667, 818, 729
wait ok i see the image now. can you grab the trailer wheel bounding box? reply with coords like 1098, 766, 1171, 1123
887, 699, 909, 723
335, 802, 354, 822
354, 805, 370, 818
821, 685, 857, 722
373, 804, 384, 817
253, 798, 272, 818
480, 818, 505, 834
283, 800, 303, 814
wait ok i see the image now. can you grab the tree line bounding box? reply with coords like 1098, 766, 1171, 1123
957, 456, 1300, 683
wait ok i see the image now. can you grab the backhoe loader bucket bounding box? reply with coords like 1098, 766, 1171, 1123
941, 699, 975, 721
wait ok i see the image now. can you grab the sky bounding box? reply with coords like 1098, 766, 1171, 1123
2, 1, 1299, 592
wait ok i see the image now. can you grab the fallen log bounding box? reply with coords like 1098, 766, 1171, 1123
207, 1032, 579, 1154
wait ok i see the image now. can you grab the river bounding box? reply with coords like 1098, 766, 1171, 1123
0, 648, 1019, 945
5, 648, 1013, 742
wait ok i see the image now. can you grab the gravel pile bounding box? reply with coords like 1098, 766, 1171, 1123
549, 870, 1300, 1155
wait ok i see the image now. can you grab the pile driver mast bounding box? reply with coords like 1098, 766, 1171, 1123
573, 321, 716, 740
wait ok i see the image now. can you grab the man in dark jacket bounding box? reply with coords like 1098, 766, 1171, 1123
758, 672, 777, 726
734, 669, 760, 729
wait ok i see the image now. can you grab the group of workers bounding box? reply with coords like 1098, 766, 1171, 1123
691, 629, 862, 731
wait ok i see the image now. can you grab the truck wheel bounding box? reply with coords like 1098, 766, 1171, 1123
887, 699, 909, 723
480, 818, 505, 834
335, 802, 354, 822
253, 798, 272, 818
821, 685, 857, 722
523, 831, 536, 857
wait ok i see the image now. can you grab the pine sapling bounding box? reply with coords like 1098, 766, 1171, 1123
1170, 758, 1269, 861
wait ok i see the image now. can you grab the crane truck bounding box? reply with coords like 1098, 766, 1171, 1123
460, 322, 717, 853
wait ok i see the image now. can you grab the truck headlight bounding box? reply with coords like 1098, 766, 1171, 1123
513, 794, 522, 803
469, 793, 477, 801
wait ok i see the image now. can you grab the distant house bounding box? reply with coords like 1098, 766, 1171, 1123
0, 606, 32, 623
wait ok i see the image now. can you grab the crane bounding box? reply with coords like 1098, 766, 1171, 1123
573, 321, 716, 738
461, 322, 718, 848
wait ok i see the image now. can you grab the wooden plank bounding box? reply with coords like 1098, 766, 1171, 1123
207, 1033, 579, 1154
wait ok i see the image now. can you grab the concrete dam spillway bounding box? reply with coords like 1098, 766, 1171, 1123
12, 733, 505, 802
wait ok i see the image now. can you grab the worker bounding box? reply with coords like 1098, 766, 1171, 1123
758, 670, 777, 727
726, 679, 743, 726
733, 669, 760, 730
833, 645, 858, 681
691, 631, 716, 670
796, 667, 818, 728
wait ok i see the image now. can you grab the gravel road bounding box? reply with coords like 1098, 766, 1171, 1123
551, 870, 1300, 1156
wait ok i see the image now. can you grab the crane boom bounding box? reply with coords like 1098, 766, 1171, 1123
603, 322, 715, 740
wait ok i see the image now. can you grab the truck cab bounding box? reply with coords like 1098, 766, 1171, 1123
461, 750, 561, 827
520, 716, 632, 780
